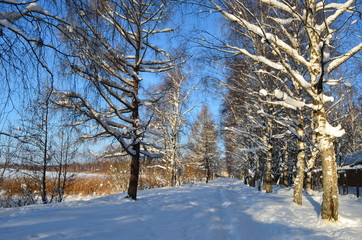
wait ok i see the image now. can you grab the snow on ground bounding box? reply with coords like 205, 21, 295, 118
0, 178, 361, 240
1, 168, 108, 179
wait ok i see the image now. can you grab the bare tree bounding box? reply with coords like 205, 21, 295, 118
0, 0, 71, 148
50, 124, 80, 203
16, 86, 55, 204
150, 67, 196, 186
54, 0, 178, 200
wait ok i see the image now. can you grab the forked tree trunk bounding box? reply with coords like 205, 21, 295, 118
307, 0, 339, 220
293, 112, 305, 205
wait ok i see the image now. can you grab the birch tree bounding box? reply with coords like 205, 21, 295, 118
54, 0, 177, 200
151, 68, 195, 186
207, 0, 362, 221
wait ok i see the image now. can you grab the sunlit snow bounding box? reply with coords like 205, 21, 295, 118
0, 178, 361, 240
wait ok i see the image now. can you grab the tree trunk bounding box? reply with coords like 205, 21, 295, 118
305, 111, 318, 194
41, 163, 48, 204
293, 112, 305, 205
164, 139, 170, 187
315, 106, 339, 221
170, 133, 177, 186
127, 143, 140, 200
127, 80, 141, 200
41, 102, 49, 204
306, 145, 318, 194
263, 119, 273, 193
307, 0, 338, 220
282, 145, 289, 188
205, 157, 211, 183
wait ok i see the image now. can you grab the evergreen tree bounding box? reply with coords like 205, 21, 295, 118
187, 106, 219, 183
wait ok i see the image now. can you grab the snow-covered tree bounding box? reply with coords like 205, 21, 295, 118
150, 67, 195, 186
187, 105, 219, 183
54, 0, 178, 200
207, 0, 362, 221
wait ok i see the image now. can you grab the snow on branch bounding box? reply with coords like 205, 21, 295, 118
328, 43, 362, 73
0, 0, 30, 5
316, 121, 345, 138
89, 150, 128, 158
259, 88, 321, 111
316, 0, 356, 33
226, 44, 285, 71
260, 0, 297, 16
272, 89, 305, 110
214, 3, 310, 69
24, 3, 48, 14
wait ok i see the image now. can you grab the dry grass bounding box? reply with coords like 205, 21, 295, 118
65, 176, 117, 196
0, 175, 117, 202
1, 163, 208, 208
1, 173, 168, 202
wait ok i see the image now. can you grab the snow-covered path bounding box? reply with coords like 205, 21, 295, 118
0, 178, 361, 239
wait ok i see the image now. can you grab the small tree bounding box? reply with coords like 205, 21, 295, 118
50, 124, 80, 202
18, 88, 54, 204
187, 106, 219, 183
150, 67, 195, 186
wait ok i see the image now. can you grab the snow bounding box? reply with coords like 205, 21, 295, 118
283, 95, 305, 109
315, 120, 345, 138
25, 3, 48, 14
274, 89, 284, 99
0, 178, 361, 240
340, 151, 362, 167
2, 0, 23, 4
323, 94, 334, 103
272, 89, 305, 110
0, 11, 23, 23
325, 122, 345, 138
0, 19, 11, 28
259, 89, 268, 97
0, 168, 107, 179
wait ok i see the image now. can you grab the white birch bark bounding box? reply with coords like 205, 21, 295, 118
293, 112, 305, 205
209, 0, 360, 221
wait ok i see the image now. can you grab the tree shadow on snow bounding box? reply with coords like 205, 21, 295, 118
305, 194, 321, 217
